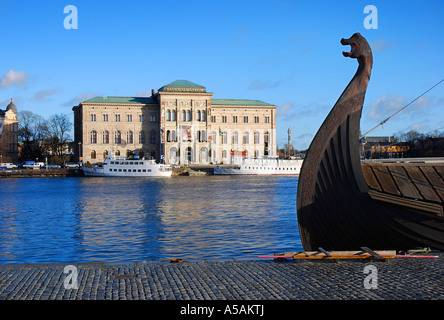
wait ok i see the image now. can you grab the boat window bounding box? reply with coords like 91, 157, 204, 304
148, 169, 151, 172
114, 169, 117, 172
138, 169, 141, 172
118, 169, 122, 172
143, 169, 146, 172
109, 169, 112, 172
123, 169, 127, 172
133, 169, 137, 172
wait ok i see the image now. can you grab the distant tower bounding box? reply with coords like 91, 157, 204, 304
287, 128, 292, 156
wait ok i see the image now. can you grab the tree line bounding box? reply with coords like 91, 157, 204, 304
18, 110, 72, 162
394, 129, 444, 157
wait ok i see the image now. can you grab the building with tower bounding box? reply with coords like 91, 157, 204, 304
0, 100, 19, 163
73, 80, 278, 165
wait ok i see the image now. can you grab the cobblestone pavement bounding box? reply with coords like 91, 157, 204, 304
0, 258, 443, 300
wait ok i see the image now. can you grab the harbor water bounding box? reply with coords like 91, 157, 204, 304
0, 175, 302, 264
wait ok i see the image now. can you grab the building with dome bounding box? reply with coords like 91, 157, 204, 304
0, 100, 19, 163
73, 80, 278, 165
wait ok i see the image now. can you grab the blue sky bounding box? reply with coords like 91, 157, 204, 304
0, 0, 442, 149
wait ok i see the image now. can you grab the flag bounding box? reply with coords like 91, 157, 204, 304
219, 127, 223, 136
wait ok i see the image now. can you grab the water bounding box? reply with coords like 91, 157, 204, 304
0, 175, 302, 264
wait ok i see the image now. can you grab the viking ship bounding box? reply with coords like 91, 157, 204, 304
296, 33, 444, 251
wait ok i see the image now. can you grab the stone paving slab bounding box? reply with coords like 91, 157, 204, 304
0, 258, 443, 301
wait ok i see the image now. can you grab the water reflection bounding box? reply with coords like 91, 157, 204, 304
0, 176, 301, 264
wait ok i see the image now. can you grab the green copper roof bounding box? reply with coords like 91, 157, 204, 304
212, 99, 274, 106
158, 80, 206, 93
82, 96, 157, 104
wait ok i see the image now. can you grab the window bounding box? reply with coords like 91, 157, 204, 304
232, 132, 238, 145
115, 114, 120, 122
115, 131, 121, 144
254, 116, 259, 123
127, 131, 133, 144
139, 131, 145, 144
103, 114, 108, 121
150, 130, 156, 144
243, 132, 249, 145
211, 116, 216, 123
186, 110, 191, 121
201, 130, 206, 142
127, 114, 132, 122
171, 130, 176, 142
103, 131, 109, 144
201, 110, 206, 122
233, 116, 238, 123
167, 130, 171, 142
243, 116, 248, 123
172, 110, 176, 121
167, 110, 171, 121
139, 114, 144, 122
90, 114, 96, 121
90, 131, 97, 144
222, 131, 227, 144
254, 131, 260, 144
197, 110, 201, 121
265, 116, 270, 123
150, 114, 157, 122
91, 150, 96, 159
182, 110, 186, 121
222, 116, 227, 123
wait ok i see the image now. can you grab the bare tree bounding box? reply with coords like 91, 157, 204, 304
45, 113, 72, 157
18, 110, 49, 160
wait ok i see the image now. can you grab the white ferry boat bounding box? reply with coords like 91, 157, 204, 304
82, 154, 172, 177
214, 158, 303, 175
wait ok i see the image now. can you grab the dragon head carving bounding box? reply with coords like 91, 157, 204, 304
341, 33, 372, 65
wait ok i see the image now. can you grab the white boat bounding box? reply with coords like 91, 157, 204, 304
214, 158, 303, 175
82, 154, 172, 177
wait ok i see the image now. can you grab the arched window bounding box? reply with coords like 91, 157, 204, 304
182, 110, 186, 121
254, 131, 260, 144
186, 110, 191, 121
91, 150, 96, 159
172, 110, 176, 121
232, 131, 238, 145
103, 131, 109, 144
201, 110, 206, 122
197, 130, 201, 142
222, 131, 227, 144
167, 110, 171, 121
202, 130, 206, 142
150, 130, 156, 144
127, 131, 133, 144
103, 150, 109, 158
197, 110, 201, 121
222, 150, 227, 158
115, 131, 121, 144
115, 150, 120, 156
139, 131, 145, 144
172, 130, 176, 142
90, 131, 97, 144
243, 132, 249, 145
167, 130, 171, 142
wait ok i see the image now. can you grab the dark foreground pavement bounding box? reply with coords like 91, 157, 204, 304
1, 258, 443, 301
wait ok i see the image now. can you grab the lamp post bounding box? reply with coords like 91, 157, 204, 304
78, 141, 82, 163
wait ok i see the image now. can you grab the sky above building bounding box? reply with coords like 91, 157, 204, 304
0, 0, 442, 150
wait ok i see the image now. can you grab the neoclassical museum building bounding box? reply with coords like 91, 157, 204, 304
73, 80, 278, 165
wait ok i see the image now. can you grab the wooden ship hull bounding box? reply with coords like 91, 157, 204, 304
296, 33, 444, 251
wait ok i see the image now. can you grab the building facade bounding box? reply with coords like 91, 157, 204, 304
73, 80, 277, 165
0, 100, 19, 163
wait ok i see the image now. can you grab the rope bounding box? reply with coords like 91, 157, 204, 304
360, 78, 444, 139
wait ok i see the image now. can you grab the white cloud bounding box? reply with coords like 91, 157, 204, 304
277, 102, 294, 117
248, 79, 281, 90
0, 68, 28, 88
33, 88, 62, 101
371, 38, 398, 52
366, 94, 406, 120
64, 92, 96, 107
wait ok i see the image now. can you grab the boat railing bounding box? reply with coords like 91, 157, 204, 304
361, 157, 444, 164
